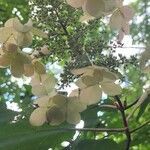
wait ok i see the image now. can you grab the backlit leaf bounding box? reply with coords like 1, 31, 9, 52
74, 139, 121, 150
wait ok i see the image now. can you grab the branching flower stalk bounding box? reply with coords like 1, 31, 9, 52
83, 46, 94, 66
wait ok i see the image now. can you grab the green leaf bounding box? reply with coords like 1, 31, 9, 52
0, 121, 74, 150
81, 106, 101, 128
0, 102, 74, 150
136, 95, 150, 121
73, 139, 121, 150
132, 125, 150, 149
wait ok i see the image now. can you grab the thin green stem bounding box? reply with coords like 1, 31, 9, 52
83, 46, 94, 66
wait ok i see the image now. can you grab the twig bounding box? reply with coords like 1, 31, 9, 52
125, 98, 139, 110
83, 46, 94, 66
130, 120, 150, 133
99, 104, 117, 109
116, 46, 145, 49
115, 96, 131, 150
127, 92, 149, 121
54, 8, 69, 36
37, 127, 127, 133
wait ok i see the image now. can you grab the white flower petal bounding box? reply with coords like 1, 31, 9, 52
71, 66, 93, 75
34, 96, 50, 107
75, 78, 87, 89
42, 74, 56, 93
0, 27, 14, 43
68, 96, 87, 112
29, 108, 47, 126
101, 81, 122, 96
5, 18, 14, 27
16, 32, 33, 47
80, 84, 102, 105
32, 85, 47, 96
109, 9, 124, 30
121, 5, 134, 21
13, 18, 25, 32
67, 111, 81, 124
66, 0, 85, 8
84, 0, 105, 17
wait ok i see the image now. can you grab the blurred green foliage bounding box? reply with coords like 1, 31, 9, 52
0, 0, 149, 149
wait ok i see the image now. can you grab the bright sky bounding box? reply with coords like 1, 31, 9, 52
124, 0, 137, 5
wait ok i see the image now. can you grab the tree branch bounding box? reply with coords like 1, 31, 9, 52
37, 127, 127, 133
99, 104, 117, 109
115, 96, 131, 150
125, 98, 139, 110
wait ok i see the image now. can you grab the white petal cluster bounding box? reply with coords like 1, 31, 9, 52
0, 43, 46, 77
30, 94, 87, 126
0, 18, 48, 77
110, 5, 134, 41
0, 43, 33, 77
71, 65, 122, 105
66, 0, 134, 41
31, 73, 57, 97
0, 18, 48, 47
